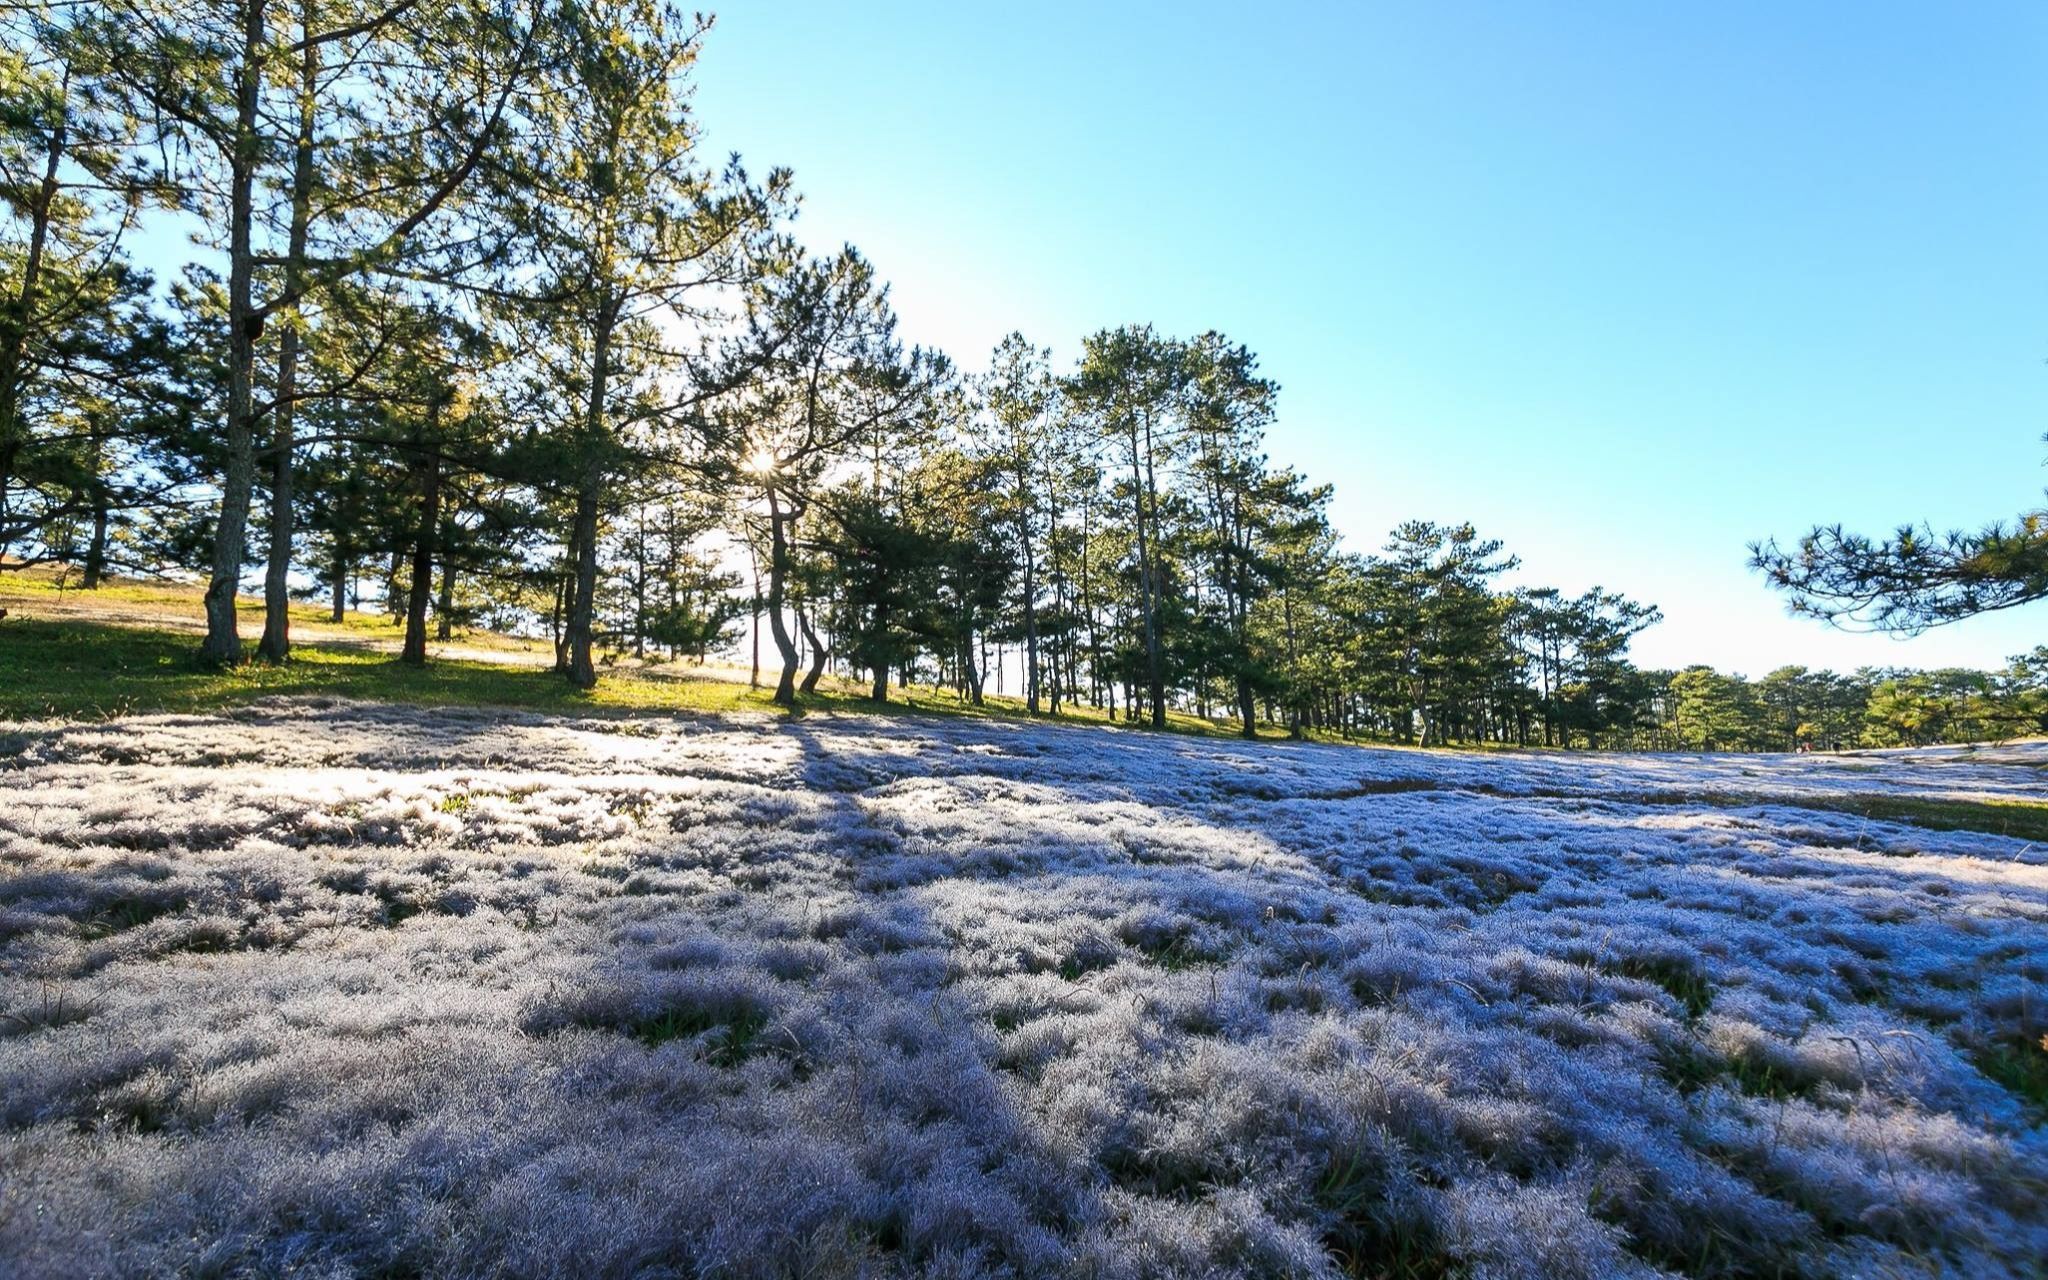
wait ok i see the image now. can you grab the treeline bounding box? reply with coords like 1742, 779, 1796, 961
1646, 655, 2048, 752
5, 1, 2041, 751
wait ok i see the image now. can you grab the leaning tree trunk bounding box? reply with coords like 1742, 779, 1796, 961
764, 489, 801, 705
797, 608, 828, 694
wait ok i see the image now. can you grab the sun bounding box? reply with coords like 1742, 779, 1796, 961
742, 448, 777, 476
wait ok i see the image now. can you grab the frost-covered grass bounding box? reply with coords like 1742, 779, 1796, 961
1, 701, 2043, 1279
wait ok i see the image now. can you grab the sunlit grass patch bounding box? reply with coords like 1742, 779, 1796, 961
1815, 793, 2048, 843
0, 617, 784, 722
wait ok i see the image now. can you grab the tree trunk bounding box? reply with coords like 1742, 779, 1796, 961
435, 552, 455, 640
1281, 583, 1303, 740
764, 489, 801, 704
631, 504, 646, 658
563, 302, 614, 689
1126, 413, 1165, 728
0, 68, 65, 517
963, 638, 982, 707
329, 537, 349, 622
1018, 507, 1039, 713
745, 537, 762, 688
257, 20, 319, 663
400, 438, 439, 666
551, 572, 567, 671
201, 0, 268, 667
80, 424, 108, 586
798, 607, 828, 694
82, 502, 109, 588
565, 480, 600, 688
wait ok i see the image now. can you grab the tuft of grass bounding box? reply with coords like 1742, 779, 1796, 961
0, 986, 99, 1036
1607, 953, 1714, 1019
1722, 1053, 1809, 1102
1316, 1145, 1461, 1280
77, 894, 186, 939
628, 1006, 770, 1067
1974, 1033, 2048, 1115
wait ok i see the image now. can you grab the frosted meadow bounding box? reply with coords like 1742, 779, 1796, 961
1, 700, 2044, 1278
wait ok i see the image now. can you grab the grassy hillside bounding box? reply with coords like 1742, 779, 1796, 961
0, 566, 1260, 738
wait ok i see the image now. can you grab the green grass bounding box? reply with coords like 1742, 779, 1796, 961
0, 614, 1319, 740
0, 577, 1336, 746
1605, 953, 1715, 1019
0, 618, 783, 722
1805, 793, 2048, 844
0, 562, 541, 653
9, 569, 2048, 808
1974, 1033, 2048, 1115
1624, 788, 2048, 845
1, 562, 1342, 738
625, 1006, 771, 1066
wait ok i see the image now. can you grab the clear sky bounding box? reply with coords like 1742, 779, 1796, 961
688, 1, 2047, 676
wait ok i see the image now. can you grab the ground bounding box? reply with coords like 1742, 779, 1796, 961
1, 699, 2043, 1279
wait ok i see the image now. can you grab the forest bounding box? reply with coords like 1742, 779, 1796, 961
3, 0, 2043, 751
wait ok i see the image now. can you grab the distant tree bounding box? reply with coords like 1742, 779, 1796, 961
980, 332, 1056, 712
816, 484, 940, 703
1989, 647, 2048, 739
1862, 675, 1962, 748
1755, 665, 1869, 750
1068, 325, 1183, 728
1666, 666, 1768, 751
1181, 331, 1297, 738
502, 0, 784, 688
1377, 522, 1519, 746
1534, 588, 1661, 748
734, 248, 951, 705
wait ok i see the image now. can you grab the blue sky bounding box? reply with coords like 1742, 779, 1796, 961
689, 1, 2047, 676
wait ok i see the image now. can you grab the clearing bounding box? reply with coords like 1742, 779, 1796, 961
0, 699, 2043, 1278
